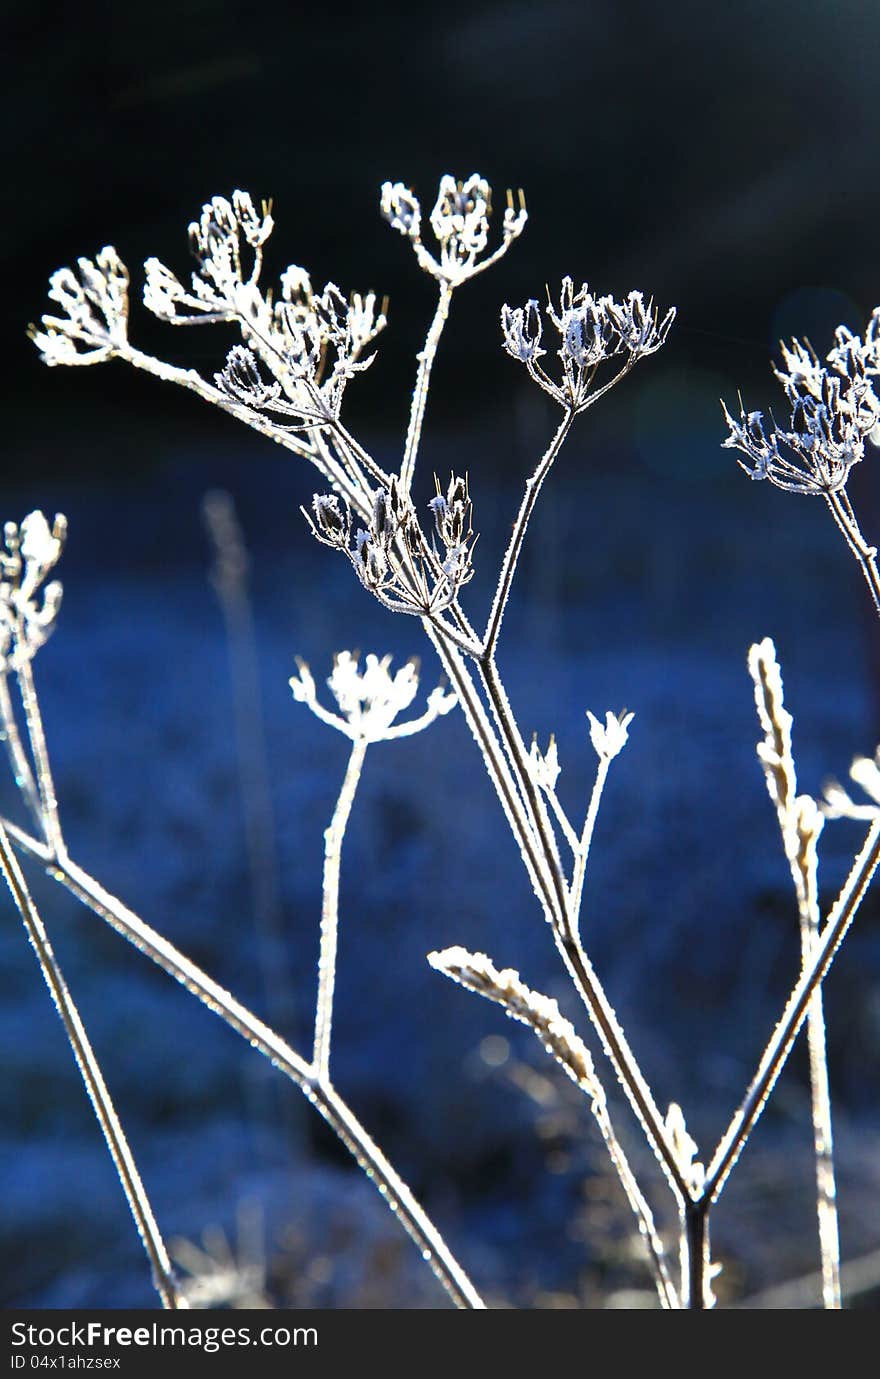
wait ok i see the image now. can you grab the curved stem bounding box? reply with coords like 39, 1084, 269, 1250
313, 737, 368, 1082
0, 824, 184, 1310
483, 411, 574, 658
570, 756, 611, 935
825, 489, 880, 616
15, 653, 63, 855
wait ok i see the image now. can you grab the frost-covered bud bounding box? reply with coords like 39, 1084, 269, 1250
380, 182, 421, 238
231, 189, 274, 248
310, 494, 351, 548
529, 734, 561, 793
353, 530, 388, 590
31, 247, 130, 366
215, 345, 281, 407
606, 291, 675, 358
501, 300, 543, 362
721, 401, 777, 482
372, 487, 395, 541
587, 709, 634, 760
429, 474, 472, 550
430, 174, 491, 262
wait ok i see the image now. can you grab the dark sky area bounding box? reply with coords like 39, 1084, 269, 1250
5, 1, 880, 476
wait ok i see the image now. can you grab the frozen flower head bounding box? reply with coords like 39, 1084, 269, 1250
381, 173, 527, 289
0, 512, 67, 671
290, 651, 456, 744
724, 308, 880, 496
502, 278, 674, 413
30, 248, 130, 367
587, 709, 634, 761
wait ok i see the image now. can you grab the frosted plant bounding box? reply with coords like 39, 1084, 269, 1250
723, 308, 880, 612
25, 171, 880, 1309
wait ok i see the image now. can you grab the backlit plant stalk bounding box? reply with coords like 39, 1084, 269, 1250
27, 173, 880, 1308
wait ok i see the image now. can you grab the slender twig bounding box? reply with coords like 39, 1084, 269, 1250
313, 736, 367, 1082
825, 489, 880, 617
0, 672, 43, 832
748, 638, 841, 1307
483, 411, 574, 659
0, 823, 184, 1309
570, 756, 611, 933
401, 282, 453, 494
15, 652, 64, 856
703, 817, 880, 1204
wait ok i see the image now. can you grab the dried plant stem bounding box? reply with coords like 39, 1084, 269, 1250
799, 903, 842, 1310
570, 756, 611, 931
0, 673, 43, 832
682, 1203, 710, 1310
401, 282, 452, 493
313, 736, 367, 1082
2, 825, 483, 1310
825, 489, 880, 617
16, 654, 64, 855
478, 652, 689, 1200
703, 817, 880, 1204
593, 1096, 679, 1309
0, 823, 184, 1310
483, 412, 574, 658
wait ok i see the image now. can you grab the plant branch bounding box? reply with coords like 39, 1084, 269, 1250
703, 817, 880, 1204
483, 411, 574, 658
0, 823, 184, 1309
401, 282, 453, 494
313, 736, 368, 1082
3, 827, 483, 1309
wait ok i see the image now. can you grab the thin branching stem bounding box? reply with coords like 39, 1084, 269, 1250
313, 736, 368, 1082
0, 824, 184, 1309
3, 827, 483, 1309
0, 672, 43, 832
15, 652, 64, 855
703, 817, 880, 1204
475, 652, 688, 1201
401, 282, 453, 494
570, 756, 611, 934
483, 411, 574, 658
592, 1095, 679, 1309
825, 489, 880, 616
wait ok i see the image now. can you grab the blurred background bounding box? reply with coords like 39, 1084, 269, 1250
2, 0, 880, 1308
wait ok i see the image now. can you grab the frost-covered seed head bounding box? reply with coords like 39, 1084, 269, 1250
587, 709, 634, 761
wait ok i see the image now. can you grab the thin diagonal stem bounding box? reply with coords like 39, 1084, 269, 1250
703, 817, 880, 1204
825, 489, 880, 616
570, 756, 611, 934
401, 282, 453, 493
0, 672, 43, 831
483, 411, 574, 658
429, 636, 687, 1202
15, 653, 63, 855
0, 823, 184, 1310
591, 1095, 679, 1309
4, 829, 483, 1309
313, 736, 367, 1082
